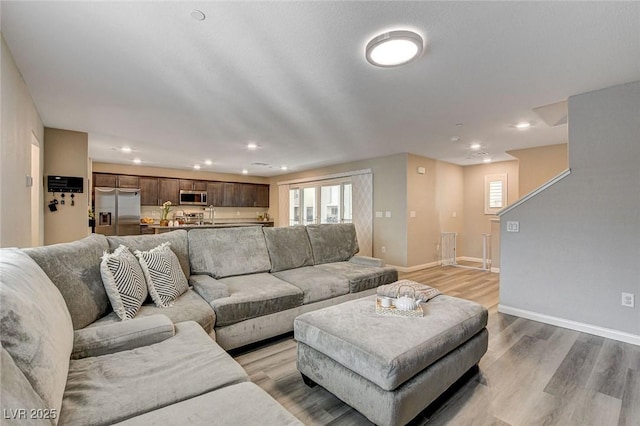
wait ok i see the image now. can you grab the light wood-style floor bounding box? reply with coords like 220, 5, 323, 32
233, 264, 640, 425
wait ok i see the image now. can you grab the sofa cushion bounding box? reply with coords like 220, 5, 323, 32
189, 227, 272, 278
115, 382, 303, 426
24, 234, 110, 329
89, 289, 215, 334
263, 226, 314, 272
107, 230, 190, 278
273, 266, 349, 304
71, 315, 175, 359
0, 249, 74, 415
315, 262, 399, 293
212, 273, 304, 327
135, 242, 189, 308
306, 223, 359, 265
1, 348, 51, 425
100, 245, 148, 320
60, 321, 248, 426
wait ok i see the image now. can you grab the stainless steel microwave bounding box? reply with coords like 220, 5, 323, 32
179, 190, 207, 205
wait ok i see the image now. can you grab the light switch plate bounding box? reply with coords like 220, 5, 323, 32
385, 211, 391, 218
375, 211, 383, 218
507, 221, 520, 232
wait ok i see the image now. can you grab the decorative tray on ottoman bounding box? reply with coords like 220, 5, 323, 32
375, 297, 424, 317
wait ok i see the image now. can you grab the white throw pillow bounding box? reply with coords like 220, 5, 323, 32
135, 242, 189, 308
100, 245, 148, 320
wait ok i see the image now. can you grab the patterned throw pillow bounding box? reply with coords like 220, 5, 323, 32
100, 245, 148, 320
135, 242, 189, 308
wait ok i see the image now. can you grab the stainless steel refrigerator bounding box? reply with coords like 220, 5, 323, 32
94, 188, 141, 236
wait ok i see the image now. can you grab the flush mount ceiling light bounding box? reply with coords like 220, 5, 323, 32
204, 159, 212, 166
515, 121, 531, 129
366, 30, 424, 67
132, 158, 141, 164
470, 143, 482, 150
193, 164, 201, 170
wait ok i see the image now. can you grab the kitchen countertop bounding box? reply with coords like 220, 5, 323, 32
144, 221, 273, 233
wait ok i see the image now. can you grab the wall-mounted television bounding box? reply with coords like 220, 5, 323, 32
47, 175, 84, 193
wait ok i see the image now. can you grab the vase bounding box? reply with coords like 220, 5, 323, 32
160, 219, 169, 226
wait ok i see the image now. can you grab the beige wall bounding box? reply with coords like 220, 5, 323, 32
269, 153, 409, 267
463, 160, 519, 259
1, 35, 45, 248
435, 160, 464, 253
44, 128, 89, 245
406, 154, 440, 267
507, 143, 568, 196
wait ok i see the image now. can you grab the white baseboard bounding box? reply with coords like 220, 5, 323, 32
388, 261, 440, 273
498, 304, 640, 347
459, 256, 484, 263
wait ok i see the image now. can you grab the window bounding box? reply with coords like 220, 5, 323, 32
485, 174, 507, 215
289, 178, 352, 226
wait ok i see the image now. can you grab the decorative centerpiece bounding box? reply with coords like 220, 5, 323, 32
160, 201, 171, 226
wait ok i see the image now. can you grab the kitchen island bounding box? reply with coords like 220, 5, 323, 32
145, 221, 274, 234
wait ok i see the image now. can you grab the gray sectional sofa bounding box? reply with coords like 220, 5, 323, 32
1, 223, 397, 424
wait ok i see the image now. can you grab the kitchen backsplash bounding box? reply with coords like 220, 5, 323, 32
140, 206, 269, 221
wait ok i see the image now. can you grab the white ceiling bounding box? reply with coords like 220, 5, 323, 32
3, 1, 639, 176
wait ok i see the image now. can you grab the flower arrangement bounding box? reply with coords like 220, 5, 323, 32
160, 201, 172, 221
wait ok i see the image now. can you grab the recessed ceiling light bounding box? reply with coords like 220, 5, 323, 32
132, 158, 141, 164
204, 160, 212, 166
483, 158, 492, 163
365, 30, 424, 67
281, 166, 288, 171
190, 10, 206, 21
193, 164, 201, 170
470, 143, 481, 150
121, 146, 132, 153
515, 121, 531, 129
247, 142, 258, 150
242, 169, 248, 175
450, 136, 460, 142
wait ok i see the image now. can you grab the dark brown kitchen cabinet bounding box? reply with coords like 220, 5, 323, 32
237, 184, 255, 207
207, 182, 237, 207
179, 179, 208, 191
236, 183, 270, 207
193, 180, 207, 191
93, 173, 116, 188
222, 183, 237, 207
117, 175, 139, 188
207, 182, 223, 206
158, 179, 180, 206
139, 177, 159, 205
255, 185, 269, 207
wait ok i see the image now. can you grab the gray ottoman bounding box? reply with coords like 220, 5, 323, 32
294, 294, 488, 426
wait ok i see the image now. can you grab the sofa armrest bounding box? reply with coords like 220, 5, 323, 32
189, 274, 230, 304
349, 256, 385, 267
72, 314, 175, 359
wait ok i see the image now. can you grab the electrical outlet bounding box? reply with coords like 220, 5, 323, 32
506, 221, 520, 232
622, 293, 634, 308
381, 246, 386, 253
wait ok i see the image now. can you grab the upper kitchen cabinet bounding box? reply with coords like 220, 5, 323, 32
158, 178, 180, 206
207, 182, 236, 207
139, 177, 159, 205
117, 175, 139, 188
179, 179, 208, 191
255, 184, 269, 207
207, 182, 269, 207
93, 173, 117, 188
